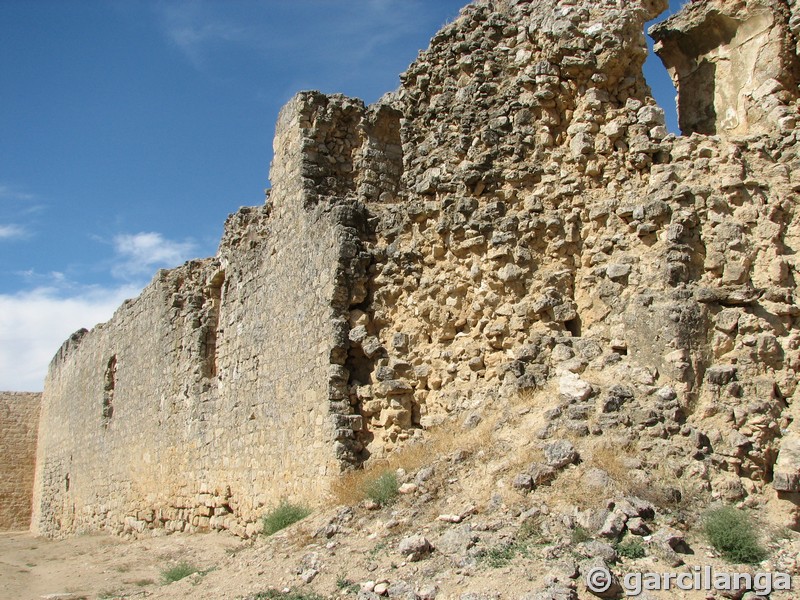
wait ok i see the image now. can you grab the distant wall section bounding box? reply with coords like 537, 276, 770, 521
29, 93, 380, 539
0, 392, 41, 531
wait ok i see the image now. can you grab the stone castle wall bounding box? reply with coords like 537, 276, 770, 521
0, 392, 41, 530
30, 94, 381, 538
30, 0, 800, 536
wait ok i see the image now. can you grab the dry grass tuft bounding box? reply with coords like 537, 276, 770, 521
286, 527, 316, 550
634, 460, 705, 511
540, 438, 634, 510
329, 401, 504, 507
545, 437, 705, 512
588, 441, 637, 483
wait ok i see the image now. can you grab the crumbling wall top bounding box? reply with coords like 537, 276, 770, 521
650, 0, 800, 135
395, 0, 670, 196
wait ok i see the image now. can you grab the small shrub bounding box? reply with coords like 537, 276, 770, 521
518, 515, 550, 545
367, 540, 388, 558
336, 575, 360, 593
571, 525, 592, 544
478, 543, 516, 568
477, 540, 531, 568
703, 506, 767, 564
161, 561, 198, 583
262, 500, 311, 536
615, 539, 646, 559
364, 470, 399, 505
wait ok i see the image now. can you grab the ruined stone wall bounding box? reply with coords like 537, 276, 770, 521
30, 0, 800, 537
346, 0, 682, 454
340, 0, 800, 526
30, 93, 377, 538
0, 392, 41, 530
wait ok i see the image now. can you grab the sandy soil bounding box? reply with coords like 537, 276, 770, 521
5, 395, 800, 600
0, 529, 242, 600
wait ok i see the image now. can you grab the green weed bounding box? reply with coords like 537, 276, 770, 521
364, 470, 399, 506
161, 561, 198, 583
703, 506, 767, 564
615, 539, 646, 559
262, 500, 311, 536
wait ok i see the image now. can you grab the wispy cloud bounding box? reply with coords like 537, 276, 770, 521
0, 230, 198, 391
154, 0, 452, 85
156, 0, 250, 67
0, 224, 28, 240
0, 283, 141, 391
111, 231, 196, 279
0, 184, 35, 202
0, 183, 41, 238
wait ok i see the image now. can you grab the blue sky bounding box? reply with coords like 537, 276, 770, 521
0, 0, 686, 391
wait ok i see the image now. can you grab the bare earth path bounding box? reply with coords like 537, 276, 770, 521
0, 530, 241, 600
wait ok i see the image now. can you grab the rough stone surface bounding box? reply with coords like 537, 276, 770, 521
0, 392, 41, 530
544, 441, 579, 470
774, 434, 800, 492
26, 0, 800, 539
651, 0, 800, 136
397, 534, 432, 561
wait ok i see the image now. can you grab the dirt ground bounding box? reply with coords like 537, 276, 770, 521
0, 529, 242, 600
3, 507, 800, 600
5, 395, 800, 600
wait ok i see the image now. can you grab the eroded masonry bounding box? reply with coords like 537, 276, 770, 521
0, 393, 41, 530
30, 0, 800, 537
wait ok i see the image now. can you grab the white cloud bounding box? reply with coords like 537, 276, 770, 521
0, 284, 141, 391
156, 0, 249, 67
0, 230, 199, 391
0, 224, 28, 240
0, 184, 35, 202
111, 231, 196, 279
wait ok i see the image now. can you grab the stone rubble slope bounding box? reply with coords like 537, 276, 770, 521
145, 383, 800, 600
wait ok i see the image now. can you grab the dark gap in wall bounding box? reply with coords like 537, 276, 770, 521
565, 316, 582, 338
102, 355, 116, 424
203, 271, 225, 379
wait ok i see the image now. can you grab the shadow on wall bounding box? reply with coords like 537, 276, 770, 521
680, 59, 717, 134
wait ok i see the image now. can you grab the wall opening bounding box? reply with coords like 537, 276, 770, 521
202, 271, 225, 379
679, 59, 717, 134
648, 1, 787, 137
645, 4, 684, 134
565, 316, 582, 338
102, 355, 116, 424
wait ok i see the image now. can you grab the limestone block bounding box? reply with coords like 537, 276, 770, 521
543, 440, 579, 469
774, 434, 800, 492
559, 373, 592, 402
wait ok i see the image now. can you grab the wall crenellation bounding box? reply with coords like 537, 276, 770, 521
27, 0, 800, 538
